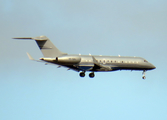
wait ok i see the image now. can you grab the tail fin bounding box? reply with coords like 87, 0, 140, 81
13, 36, 67, 57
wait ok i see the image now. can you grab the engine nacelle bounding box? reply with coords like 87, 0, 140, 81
40, 57, 56, 62
56, 56, 81, 65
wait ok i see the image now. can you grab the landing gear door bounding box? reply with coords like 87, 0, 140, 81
77, 56, 94, 71
78, 63, 94, 71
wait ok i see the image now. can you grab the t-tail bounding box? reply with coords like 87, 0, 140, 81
13, 36, 67, 57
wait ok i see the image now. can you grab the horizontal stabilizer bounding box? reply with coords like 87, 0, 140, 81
13, 37, 33, 39
13, 36, 48, 41
13, 35, 67, 57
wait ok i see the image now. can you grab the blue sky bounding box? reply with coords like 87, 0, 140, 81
1, 0, 167, 120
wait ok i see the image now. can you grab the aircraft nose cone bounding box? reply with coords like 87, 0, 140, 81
153, 65, 156, 69
150, 64, 156, 69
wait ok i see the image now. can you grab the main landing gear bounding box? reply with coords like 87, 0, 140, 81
142, 70, 146, 80
79, 72, 95, 78
79, 72, 85, 77
89, 72, 95, 78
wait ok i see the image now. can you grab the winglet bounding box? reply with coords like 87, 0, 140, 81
26, 52, 35, 60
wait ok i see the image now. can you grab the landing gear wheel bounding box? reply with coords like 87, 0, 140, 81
142, 76, 146, 80
89, 72, 95, 78
142, 70, 146, 80
79, 72, 85, 77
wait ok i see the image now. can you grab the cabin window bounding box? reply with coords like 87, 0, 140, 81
100, 60, 101, 62
122, 61, 123, 63
115, 61, 117, 63
111, 60, 112, 63
107, 60, 109, 62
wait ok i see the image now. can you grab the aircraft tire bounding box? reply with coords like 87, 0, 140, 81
80, 72, 85, 77
142, 76, 146, 80
89, 73, 95, 78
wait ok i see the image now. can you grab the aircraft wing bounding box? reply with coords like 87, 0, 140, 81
26, 52, 79, 71
91, 56, 113, 71
26, 52, 56, 65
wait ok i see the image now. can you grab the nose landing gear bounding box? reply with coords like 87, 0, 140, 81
142, 70, 146, 80
142, 76, 146, 79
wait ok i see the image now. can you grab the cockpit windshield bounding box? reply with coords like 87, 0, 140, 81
144, 60, 148, 62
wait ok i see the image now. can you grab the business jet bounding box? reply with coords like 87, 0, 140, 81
13, 36, 156, 79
